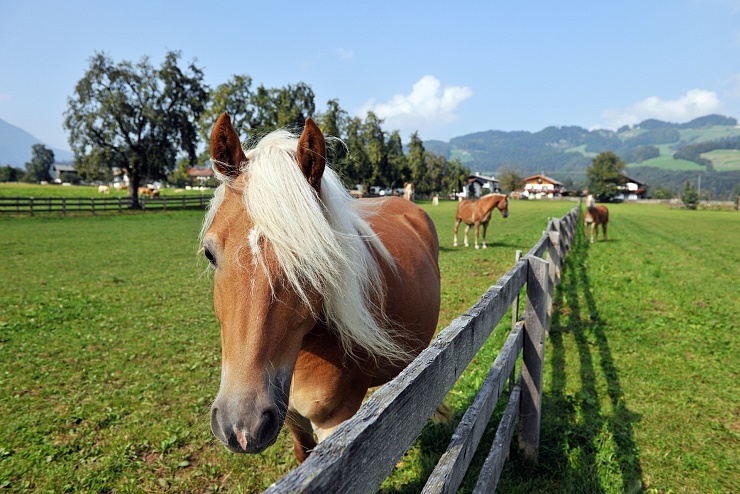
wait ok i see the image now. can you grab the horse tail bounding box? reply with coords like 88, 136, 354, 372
430, 401, 454, 425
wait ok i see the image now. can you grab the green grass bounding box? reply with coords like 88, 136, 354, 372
627, 155, 704, 171
1, 200, 738, 492
701, 149, 740, 171
0, 183, 214, 198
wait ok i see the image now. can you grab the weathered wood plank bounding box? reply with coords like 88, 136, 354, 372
473, 373, 522, 494
422, 323, 523, 494
265, 261, 528, 494
518, 256, 548, 462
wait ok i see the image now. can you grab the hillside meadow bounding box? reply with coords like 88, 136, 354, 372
0, 197, 737, 492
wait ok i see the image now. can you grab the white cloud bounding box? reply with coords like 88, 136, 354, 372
336, 48, 354, 60
602, 89, 723, 128
359, 75, 473, 136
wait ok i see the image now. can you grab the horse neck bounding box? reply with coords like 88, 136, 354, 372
483, 194, 503, 210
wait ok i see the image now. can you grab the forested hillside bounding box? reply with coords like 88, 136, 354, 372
425, 114, 740, 197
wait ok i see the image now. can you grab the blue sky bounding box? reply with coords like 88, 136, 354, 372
2, 0, 740, 152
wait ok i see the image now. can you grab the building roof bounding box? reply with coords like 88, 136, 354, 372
188, 167, 214, 178
52, 164, 77, 173
466, 173, 498, 183
622, 175, 645, 186
523, 173, 563, 186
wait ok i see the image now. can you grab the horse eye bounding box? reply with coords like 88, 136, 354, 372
204, 248, 216, 266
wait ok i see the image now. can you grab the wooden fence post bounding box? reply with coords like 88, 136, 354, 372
510, 250, 523, 392
29, 197, 34, 216
519, 255, 548, 462
91, 197, 95, 216
62, 197, 67, 216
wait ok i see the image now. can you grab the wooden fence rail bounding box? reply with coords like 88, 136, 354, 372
0, 194, 212, 215
265, 205, 579, 493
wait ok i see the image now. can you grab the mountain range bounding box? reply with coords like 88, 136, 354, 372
0, 118, 73, 167
424, 114, 740, 196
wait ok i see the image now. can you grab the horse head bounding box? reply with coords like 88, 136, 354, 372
497, 194, 509, 218
202, 113, 327, 454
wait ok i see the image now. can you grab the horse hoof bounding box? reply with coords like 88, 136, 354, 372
482, 245, 487, 249
475, 245, 480, 250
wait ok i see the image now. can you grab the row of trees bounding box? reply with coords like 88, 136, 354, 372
0, 144, 56, 183
62, 51, 470, 207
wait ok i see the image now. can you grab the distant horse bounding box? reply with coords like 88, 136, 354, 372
137, 187, 160, 198
432, 193, 439, 206
201, 113, 441, 462
403, 182, 415, 201
97, 185, 110, 194
584, 194, 609, 242
453, 193, 509, 249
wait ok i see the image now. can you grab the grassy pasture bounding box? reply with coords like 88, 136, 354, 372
627, 155, 704, 171
701, 149, 740, 171
0, 183, 215, 198
1, 199, 738, 492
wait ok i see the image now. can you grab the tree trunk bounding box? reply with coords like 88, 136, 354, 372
129, 172, 142, 209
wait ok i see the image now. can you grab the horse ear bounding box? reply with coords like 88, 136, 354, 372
296, 118, 326, 194
210, 113, 247, 178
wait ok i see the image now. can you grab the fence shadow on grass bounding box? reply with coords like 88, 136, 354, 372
521, 222, 643, 493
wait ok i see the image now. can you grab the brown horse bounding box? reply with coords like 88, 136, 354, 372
453, 193, 509, 249
584, 194, 609, 242
200, 113, 441, 462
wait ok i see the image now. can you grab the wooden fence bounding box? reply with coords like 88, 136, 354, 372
0, 194, 212, 215
264, 204, 580, 493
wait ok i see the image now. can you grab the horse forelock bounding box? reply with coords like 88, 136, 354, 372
201, 128, 406, 362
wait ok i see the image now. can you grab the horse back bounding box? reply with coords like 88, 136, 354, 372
361, 196, 441, 382
586, 205, 609, 223
456, 199, 488, 225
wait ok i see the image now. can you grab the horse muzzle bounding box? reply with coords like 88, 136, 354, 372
210, 371, 291, 454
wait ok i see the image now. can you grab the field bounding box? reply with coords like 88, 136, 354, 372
702, 149, 740, 171
1, 198, 738, 492
0, 183, 214, 198
627, 155, 704, 171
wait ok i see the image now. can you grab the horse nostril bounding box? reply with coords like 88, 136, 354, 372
257, 407, 280, 445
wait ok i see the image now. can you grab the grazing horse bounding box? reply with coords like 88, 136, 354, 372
453, 193, 509, 249
98, 185, 110, 194
200, 113, 441, 462
138, 187, 160, 198
403, 182, 415, 201
584, 194, 609, 242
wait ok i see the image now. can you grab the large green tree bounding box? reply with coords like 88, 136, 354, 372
24, 144, 54, 183
64, 51, 207, 208
407, 132, 428, 192
316, 99, 351, 182
249, 82, 315, 136
586, 151, 626, 201
497, 165, 526, 193
199, 74, 254, 147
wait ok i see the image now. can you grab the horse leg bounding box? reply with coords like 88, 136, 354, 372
590, 223, 595, 243
464, 224, 470, 247
474, 223, 480, 249
453, 219, 460, 247
602, 221, 608, 241
481, 222, 489, 249
285, 409, 316, 463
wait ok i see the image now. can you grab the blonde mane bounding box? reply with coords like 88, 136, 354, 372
201, 129, 407, 362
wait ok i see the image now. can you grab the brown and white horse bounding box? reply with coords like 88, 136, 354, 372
584, 194, 609, 242
453, 193, 509, 249
200, 114, 441, 462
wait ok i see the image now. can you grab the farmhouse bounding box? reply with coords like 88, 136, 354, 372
522, 173, 564, 199
188, 166, 214, 182
617, 175, 648, 200
462, 173, 500, 198
51, 163, 78, 184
